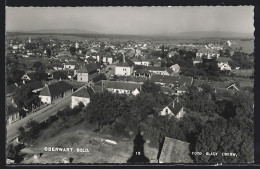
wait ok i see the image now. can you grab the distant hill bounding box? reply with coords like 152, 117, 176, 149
6, 29, 254, 39
14, 29, 98, 34
158, 31, 254, 39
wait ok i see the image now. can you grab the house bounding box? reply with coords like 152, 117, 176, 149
226, 83, 239, 91
39, 81, 73, 104
132, 57, 150, 66
167, 51, 177, 58
151, 75, 193, 90
71, 86, 95, 108
63, 61, 78, 70
77, 63, 99, 82
21, 73, 33, 81
6, 105, 20, 125
218, 62, 232, 71
170, 64, 180, 73
175, 83, 189, 95
146, 66, 174, 76
158, 137, 193, 163
134, 69, 151, 78
217, 57, 232, 71
159, 98, 185, 119
98, 80, 142, 96
102, 56, 113, 64
23, 81, 45, 93
115, 62, 133, 76
196, 49, 220, 59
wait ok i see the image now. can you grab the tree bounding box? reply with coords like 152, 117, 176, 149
69, 46, 76, 55
53, 71, 68, 80
195, 116, 253, 163
13, 86, 41, 110
141, 80, 161, 94
6, 143, 25, 163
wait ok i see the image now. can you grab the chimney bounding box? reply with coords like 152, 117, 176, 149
45, 83, 48, 87
23, 80, 25, 84
172, 101, 175, 108
59, 78, 61, 81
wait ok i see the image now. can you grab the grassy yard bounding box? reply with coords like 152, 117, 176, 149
20, 121, 158, 164
232, 69, 254, 77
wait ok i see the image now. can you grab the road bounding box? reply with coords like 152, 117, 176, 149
6, 84, 87, 143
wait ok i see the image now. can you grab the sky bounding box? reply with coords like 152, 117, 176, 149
6, 6, 254, 35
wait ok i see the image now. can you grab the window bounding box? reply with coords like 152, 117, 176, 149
165, 109, 168, 114
81, 78, 82, 80
46, 98, 48, 101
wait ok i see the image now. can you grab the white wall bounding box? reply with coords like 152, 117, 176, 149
39, 95, 52, 104
115, 66, 133, 76
71, 96, 90, 108
77, 72, 88, 82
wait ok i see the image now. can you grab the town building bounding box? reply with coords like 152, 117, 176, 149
97, 80, 142, 96
196, 49, 220, 59
115, 62, 133, 76
146, 66, 174, 76
71, 86, 95, 108
159, 98, 185, 119
39, 81, 73, 104
77, 63, 99, 82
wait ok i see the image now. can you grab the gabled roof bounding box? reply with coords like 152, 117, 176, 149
39, 81, 73, 97
151, 75, 193, 88
135, 69, 151, 75
72, 86, 95, 98
125, 76, 147, 83
23, 81, 45, 91
101, 80, 142, 91
167, 99, 183, 116
78, 63, 98, 73
176, 84, 188, 92
159, 137, 193, 163
116, 61, 131, 67
226, 83, 239, 91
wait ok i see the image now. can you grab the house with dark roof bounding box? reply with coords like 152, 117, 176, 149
71, 86, 95, 108
151, 75, 193, 93
159, 98, 185, 119
23, 81, 45, 93
217, 57, 232, 71
39, 81, 73, 104
134, 69, 151, 78
77, 63, 99, 82
158, 137, 193, 163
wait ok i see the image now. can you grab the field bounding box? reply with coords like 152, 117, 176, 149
20, 122, 158, 164
230, 40, 254, 54
232, 69, 254, 78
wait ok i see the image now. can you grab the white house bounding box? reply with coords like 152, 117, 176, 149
100, 80, 141, 96
71, 86, 95, 108
196, 49, 220, 59
39, 81, 73, 104
132, 57, 150, 66
77, 63, 98, 82
115, 61, 133, 76
159, 98, 185, 119
146, 66, 174, 76
218, 63, 232, 71
170, 64, 180, 73
217, 57, 232, 71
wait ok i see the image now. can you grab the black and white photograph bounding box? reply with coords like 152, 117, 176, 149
5, 6, 254, 164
